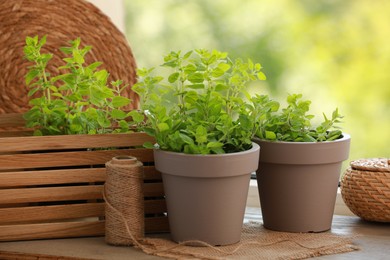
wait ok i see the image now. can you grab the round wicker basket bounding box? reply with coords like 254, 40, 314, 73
0, 0, 138, 114
341, 158, 390, 222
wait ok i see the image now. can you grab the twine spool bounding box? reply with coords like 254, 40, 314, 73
105, 156, 144, 246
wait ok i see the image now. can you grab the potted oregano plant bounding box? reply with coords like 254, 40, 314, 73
133, 49, 265, 245
23, 35, 143, 135
252, 94, 351, 233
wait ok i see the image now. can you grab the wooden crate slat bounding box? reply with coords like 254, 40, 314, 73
0, 132, 155, 152
0, 165, 160, 188
144, 183, 164, 197
0, 221, 104, 242
0, 201, 168, 224
0, 202, 167, 224
0, 168, 106, 188
0, 130, 33, 138
0, 149, 154, 170
0, 203, 104, 224
144, 166, 162, 181
0, 251, 83, 260
0, 218, 168, 241
0, 113, 25, 128
145, 217, 170, 234
0, 186, 103, 204
144, 199, 167, 214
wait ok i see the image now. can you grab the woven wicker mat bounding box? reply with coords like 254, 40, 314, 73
139, 221, 359, 260
0, 0, 138, 114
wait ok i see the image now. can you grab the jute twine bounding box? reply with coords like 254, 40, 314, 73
0, 0, 138, 114
103, 159, 359, 259
105, 156, 144, 246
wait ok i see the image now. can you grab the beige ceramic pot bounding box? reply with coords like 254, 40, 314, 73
254, 134, 350, 233
154, 143, 260, 246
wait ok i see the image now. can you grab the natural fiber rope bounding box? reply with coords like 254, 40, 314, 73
0, 0, 138, 114
105, 156, 144, 246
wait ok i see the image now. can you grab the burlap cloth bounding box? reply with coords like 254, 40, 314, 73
134, 221, 358, 260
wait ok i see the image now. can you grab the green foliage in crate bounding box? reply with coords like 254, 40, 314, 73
23, 35, 143, 135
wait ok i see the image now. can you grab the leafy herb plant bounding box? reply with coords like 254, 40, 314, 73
23, 35, 142, 135
252, 93, 343, 142
133, 49, 266, 154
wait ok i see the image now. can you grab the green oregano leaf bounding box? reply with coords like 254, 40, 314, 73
168, 72, 180, 83
112, 96, 131, 108
187, 72, 204, 83
157, 122, 170, 132
128, 110, 144, 123
143, 141, 155, 149
111, 109, 127, 119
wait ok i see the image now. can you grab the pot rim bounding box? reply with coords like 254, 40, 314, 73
153, 142, 260, 178
253, 132, 350, 145
154, 142, 260, 157
253, 133, 350, 165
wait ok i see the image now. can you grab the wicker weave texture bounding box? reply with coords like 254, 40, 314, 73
341, 158, 390, 222
0, 0, 138, 114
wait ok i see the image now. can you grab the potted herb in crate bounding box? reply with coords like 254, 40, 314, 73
252, 94, 351, 233
0, 35, 168, 242
133, 49, 266, 245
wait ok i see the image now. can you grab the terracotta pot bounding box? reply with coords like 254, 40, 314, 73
154, 143, 260, 246
254, 134, 350, 233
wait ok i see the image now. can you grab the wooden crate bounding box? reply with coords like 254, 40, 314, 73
0, 113, 169, 242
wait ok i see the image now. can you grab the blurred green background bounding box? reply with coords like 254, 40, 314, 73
123, 0, 390, 163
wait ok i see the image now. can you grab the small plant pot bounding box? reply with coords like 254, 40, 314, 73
154, 143, 260, 246
254, 134, 350, 233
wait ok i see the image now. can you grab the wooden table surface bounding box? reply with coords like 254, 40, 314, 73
0, 207, 389, 260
